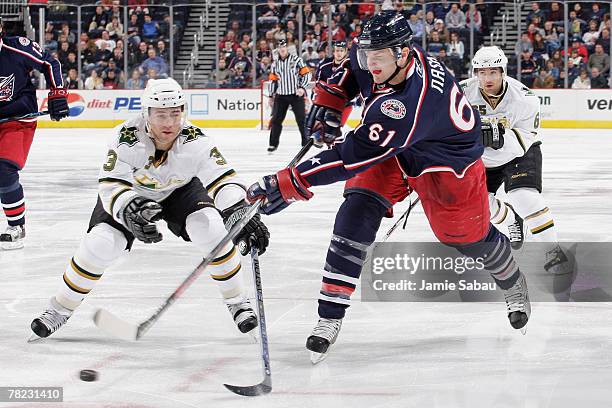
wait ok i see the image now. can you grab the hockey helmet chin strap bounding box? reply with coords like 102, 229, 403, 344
378, 47, 413, 87
481, 78, 506, 99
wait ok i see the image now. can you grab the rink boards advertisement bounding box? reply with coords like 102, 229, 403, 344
35, 89, 612, 129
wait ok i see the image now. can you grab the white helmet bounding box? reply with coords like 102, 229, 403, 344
141, 78, 186, 111
471, 46, 508, 77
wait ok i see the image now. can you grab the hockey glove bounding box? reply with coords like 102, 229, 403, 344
481, 121, 505, 150
306, 105, 342, 148
222, 200, 270, 255
47, 88, 70, 121
305, 82, 347, 148
120, 196, 163, 244
246, 167, 313, 215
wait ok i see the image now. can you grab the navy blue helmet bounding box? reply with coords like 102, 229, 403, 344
358, 11, 413, 51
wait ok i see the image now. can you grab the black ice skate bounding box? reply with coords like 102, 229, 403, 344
29, 298, 73, 341
306, 318, 342, 364
502, 272, 531, 334
507, 207, 524, 250
544, 245, 572, 275
0, 225, 25, 250
227, 298, 258, 334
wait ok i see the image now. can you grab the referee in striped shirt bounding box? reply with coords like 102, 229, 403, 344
267, 39, 311, 152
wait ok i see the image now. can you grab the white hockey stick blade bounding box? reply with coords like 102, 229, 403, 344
93, 309, 139, 341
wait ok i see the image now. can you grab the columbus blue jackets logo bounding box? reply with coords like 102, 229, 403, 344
0, 74, 15, 102
380, 99, 406, 120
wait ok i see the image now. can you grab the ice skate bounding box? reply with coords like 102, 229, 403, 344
544, 245, 573, 275
507, 208, 524, 250
29, 298, 73, 341
227, 298, 258, 334
0, 225, 25, 250
306, 318, 342, 364
502, 272, 531, 334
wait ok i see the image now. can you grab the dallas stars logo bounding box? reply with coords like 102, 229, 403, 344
182, 126, 204, 144
118, 127, 139, 147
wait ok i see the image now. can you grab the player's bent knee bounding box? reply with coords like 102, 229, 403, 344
0, 160, 20, 189
507, 188, 546, 217
186, 207, 228, 251
334, 193, 387, 243
77, 223, 128, 270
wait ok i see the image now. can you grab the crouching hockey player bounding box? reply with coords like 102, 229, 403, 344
247, 12, 531, 363
30, 78, 269, 339
461, 46, 571, 274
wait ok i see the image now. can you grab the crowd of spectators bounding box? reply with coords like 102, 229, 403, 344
36, 0, 183, 90
214, 0, 611, 90
515, 2, 610, 89
213, 0, 498, 88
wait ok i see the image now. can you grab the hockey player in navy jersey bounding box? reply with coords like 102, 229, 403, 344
0, 17, 69, 249
247, 11, 532, 363
313, 40, 352, 131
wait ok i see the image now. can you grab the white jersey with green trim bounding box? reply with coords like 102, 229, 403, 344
460, 76, 541, 168
97, 115, 244, 225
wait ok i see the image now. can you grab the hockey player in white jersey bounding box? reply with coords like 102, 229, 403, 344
30, 78, 269, 339
461, 46, 570, 274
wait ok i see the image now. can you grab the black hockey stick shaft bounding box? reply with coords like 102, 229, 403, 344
0, 110, 50, 124
363, 196, 421, 264
223, 240, 272, 396
380, 196, 420, 243
134, 141, 314, 339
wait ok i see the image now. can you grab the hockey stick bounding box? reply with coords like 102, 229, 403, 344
0, 110, 50, 124
224, 239, 272, 396
379, 196, 420, 244
93, 139, 314, 341
363, 196, 421, 265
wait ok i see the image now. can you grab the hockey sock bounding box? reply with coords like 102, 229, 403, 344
186, 207, 244, 301
489, 193, 516, 234
57, 223, 128, 310
508, 188, 559, 242
318, 193, 386, 319
455, 225, 520, 290
0, 161, 25, 227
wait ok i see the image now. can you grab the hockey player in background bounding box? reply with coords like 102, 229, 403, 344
314, 40, 352, 127
461, 46, 570, 274
30, 78, 269, 340
0, 17, 69, 249
247, 12, 532, 363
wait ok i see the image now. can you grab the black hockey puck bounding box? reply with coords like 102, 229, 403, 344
79, 369, 99, 382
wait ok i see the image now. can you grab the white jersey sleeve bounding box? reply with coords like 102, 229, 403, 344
98, 121, 142, 224
506, 83, 540, 154
193, 130, 246, 212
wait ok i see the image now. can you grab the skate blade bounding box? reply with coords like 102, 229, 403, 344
520, 327, 527, 335
1, 242, 24, 250
310, 350, 330, 365
247, 330, 258, 344
27, 333, 43, 343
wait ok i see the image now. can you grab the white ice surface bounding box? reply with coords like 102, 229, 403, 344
0, 127, 611, 407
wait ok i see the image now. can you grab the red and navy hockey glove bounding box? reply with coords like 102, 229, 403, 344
47, 88, 70, 121
306, 82, 347, 148
246, 168, 313, 215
